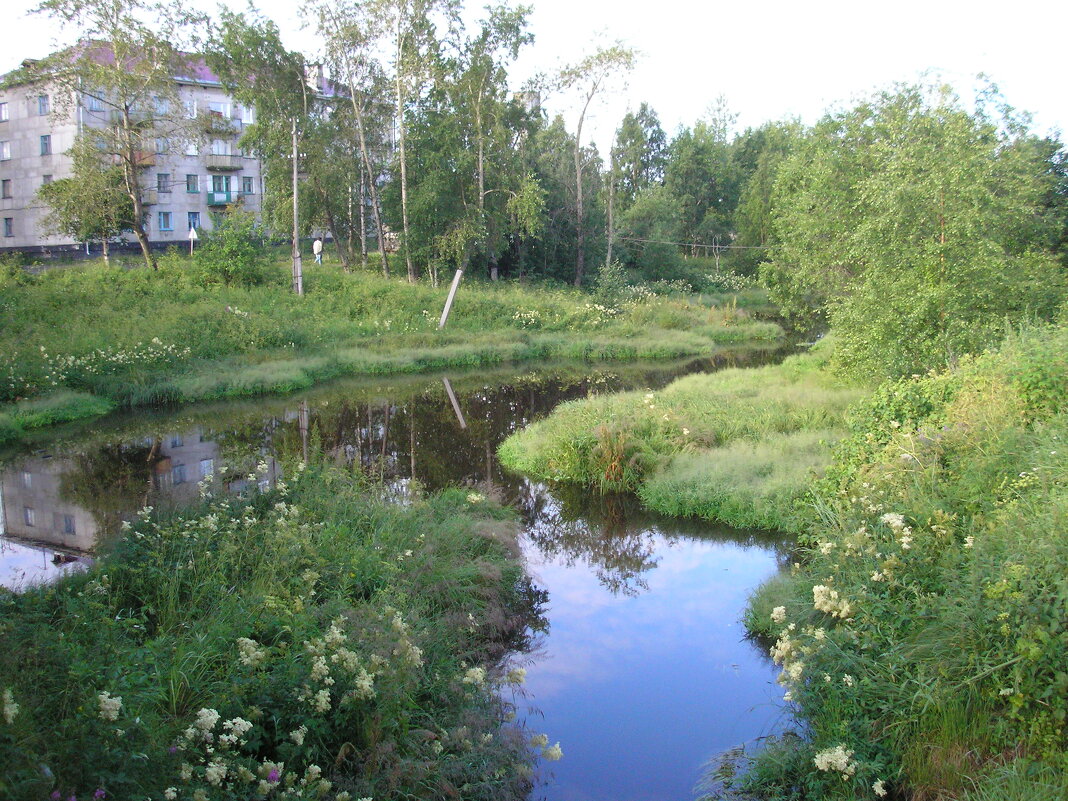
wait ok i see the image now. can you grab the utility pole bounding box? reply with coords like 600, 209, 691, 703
291, 118, 304, 296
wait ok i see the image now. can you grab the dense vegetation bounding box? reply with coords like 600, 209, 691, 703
740, 324, 1068, 801
0, 463, 551, 801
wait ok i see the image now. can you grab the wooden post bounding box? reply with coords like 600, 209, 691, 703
438, 269, 464, 329
291, 118, 304, 296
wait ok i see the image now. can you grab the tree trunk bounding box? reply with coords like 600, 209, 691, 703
395, 17, 416, 284
101, 238, 110, 267
122, 108, 155, 270
291, 118, 304, 296
605, 151, 615, 269
350, 90, 389, 277
359, 167, 368, 269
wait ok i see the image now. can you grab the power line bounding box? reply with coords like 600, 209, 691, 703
614, 236, 772, 250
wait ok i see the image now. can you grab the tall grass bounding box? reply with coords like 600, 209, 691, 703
738, 323, 1068, 800
0, 464, 550, 801
0, 260, 782, 428
499, 343, 864, 532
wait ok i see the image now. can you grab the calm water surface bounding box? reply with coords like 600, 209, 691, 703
0, 352, 790, 799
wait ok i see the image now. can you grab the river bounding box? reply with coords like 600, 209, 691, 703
0, 351, 790, 800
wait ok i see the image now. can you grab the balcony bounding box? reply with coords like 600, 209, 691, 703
140, 189, 158, 206
204, 154, 242, 171
207, 190, 234, 206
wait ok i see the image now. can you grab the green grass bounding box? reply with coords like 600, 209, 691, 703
638, 428, 843, 531
0, 464, 548, 801
0, 390, 115, 445
0, 259, 782, 429
498, 342, 864, 532
737, 323, 1068, 800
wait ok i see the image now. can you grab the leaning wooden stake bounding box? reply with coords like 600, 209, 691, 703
442, 377, 467, 429
438, 269, 464, 329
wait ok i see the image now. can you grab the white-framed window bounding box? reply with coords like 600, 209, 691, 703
185, 141, 198, 157
171, 434, 183, 447
155, 137, 169, 154
184, 99, 197, 118
186, 174, 199, 193
158, 211, 172, 231
1, 141, 11, 160
188, 211, 200, 231
38, 94, 49, 115
1, 179, 11, 199
40, 135, 51, 155
23, 507, 35, 526
210, 138, 230, 156
153, 96, 169, 115
0, 102, 8, 121
157, 173, 171, 193
85, 94, 104, 112
21, 471, 32, 488
208, 101, 229, 118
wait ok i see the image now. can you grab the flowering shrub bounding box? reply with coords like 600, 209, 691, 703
0, 465, 548, 801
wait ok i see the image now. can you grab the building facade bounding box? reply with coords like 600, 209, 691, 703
0, 58, 263, 254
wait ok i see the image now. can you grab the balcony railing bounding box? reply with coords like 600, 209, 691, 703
204, 154, 242, 171
140, 189, 158, 206
207, 191, 234, 205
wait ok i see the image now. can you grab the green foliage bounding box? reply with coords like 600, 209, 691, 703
499, 345, 864, 532
740, 323, 1068, 799
763, 82, 1066, 376
0, 466, 544, 801
191, 210, 271, 287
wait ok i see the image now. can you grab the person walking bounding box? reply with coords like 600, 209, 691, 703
313, 237, 323, 265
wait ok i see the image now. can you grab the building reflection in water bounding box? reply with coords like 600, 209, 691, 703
0, 431, 281, 590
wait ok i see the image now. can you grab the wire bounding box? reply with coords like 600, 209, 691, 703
614, 236, 772, 250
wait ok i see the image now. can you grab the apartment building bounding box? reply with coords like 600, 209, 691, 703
0, 56, 263, 254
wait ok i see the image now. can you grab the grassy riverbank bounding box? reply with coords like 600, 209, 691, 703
0, 261, 780, 442
0, 463, 550, 801
498, 343, 865, 532
736, 324, 1068, 801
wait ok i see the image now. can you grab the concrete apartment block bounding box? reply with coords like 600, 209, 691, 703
0, 56, 263, 255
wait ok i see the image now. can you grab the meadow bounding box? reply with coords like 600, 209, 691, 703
0, 258, 780, 442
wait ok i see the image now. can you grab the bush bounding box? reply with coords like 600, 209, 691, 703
191, 209, 271, 287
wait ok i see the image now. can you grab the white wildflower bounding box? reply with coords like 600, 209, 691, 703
873, 778, 888, 797
542, 742, 563, 761
237, 637, 267, 668
205, 759, 228, 786
812, 744, 857, 777
505, 667, 527, 685
2, 689, 18, 724
530, 733, 549, 748
98, 691, 123, 721
313, 689, 331, 713
770, 606, 787, 624
290, 725, 308, 746
462, 667, 486, 686
164, 788, 178, 800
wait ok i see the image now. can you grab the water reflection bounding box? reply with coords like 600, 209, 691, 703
0, 353, 792, 799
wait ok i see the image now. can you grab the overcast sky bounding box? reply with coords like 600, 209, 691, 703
6, 0, 1066, 154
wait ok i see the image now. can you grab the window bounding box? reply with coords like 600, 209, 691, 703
184, 99, 197, 118
85, 94, 104, 112
212, 175, 230, 193
171, 434, 183, 448
210, 139, 230, 156
1, 141, 11, 160
185, 141, 198, 157
0, 102, 7, 121
172, 464, 187, 484
155, 137, 169, 154
42, 175, 52, 186
63, 515, 76, 534
40, 135, 51, 155
38, 95, 49, 115
3, 218, 12, 237
21, 471, 32, 488
157, 173, 171, 193
242, 176, 254, 195
208, 101, 229, 118
186, 173, 199, 193
199, 458, 214, 478
187, 211, 200, 231
153, 96, 169, 115
158, 211, 172, 231
1, 179, 10, 199
23, 507, 35, 526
